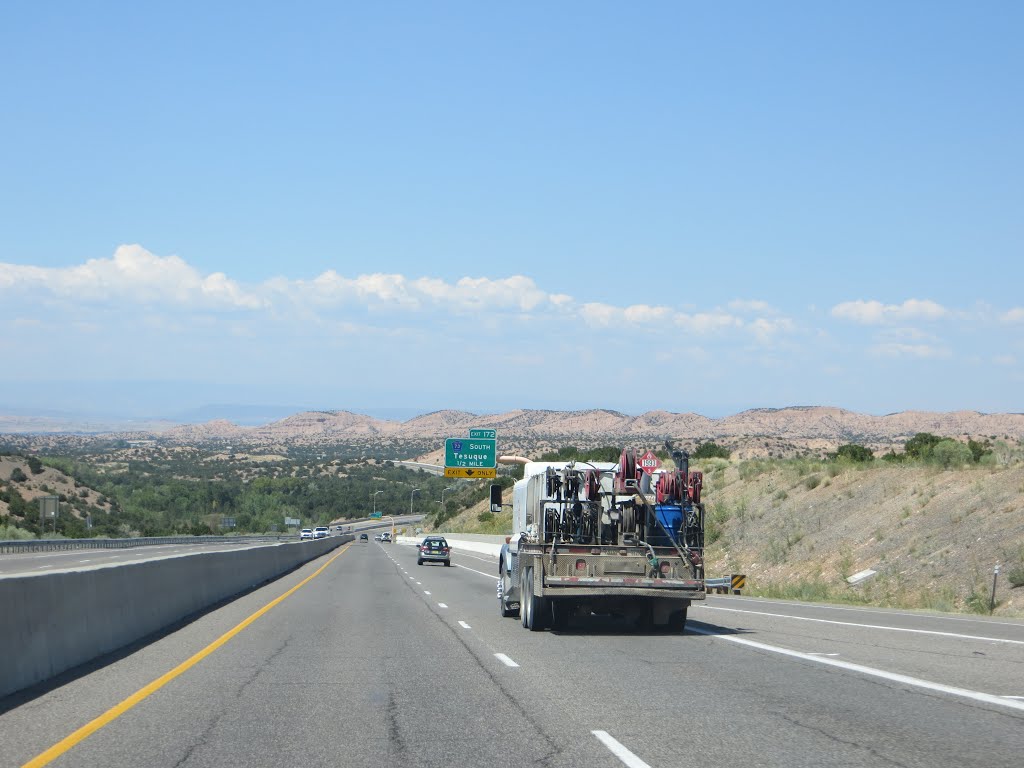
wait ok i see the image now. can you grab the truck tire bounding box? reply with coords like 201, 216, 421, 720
523, 567, 548, 632
499, 571, 518, 618
520, 567, 532, 628
668, 606, 688, 633
550, 600, 570, 631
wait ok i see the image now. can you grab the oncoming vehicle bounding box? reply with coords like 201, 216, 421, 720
299, 528, 313, 540
359, 533, 368, 542
417, 536, 451, 566
313, 526, 329, 539
381, 532, 392, 543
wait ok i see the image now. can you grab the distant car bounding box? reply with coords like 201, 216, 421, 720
359, 533, 368, 541
381, 532, 392, 543
374, 534, 383, 541
300, 528, 313, 540
313, 526, 329, 539
335, 525, 344, 531
417, 536, 451, 566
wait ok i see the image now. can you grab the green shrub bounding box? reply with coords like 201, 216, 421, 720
9, 467, 27, 483
693, 442, 731, 460
932, 440, 972, 469
1008, 566, 1024, 589
804, 475, 822, 490
905, 433, 943, 460
833, 444, 874, 462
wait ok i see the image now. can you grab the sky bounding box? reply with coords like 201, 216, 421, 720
1, 1, 1022, 421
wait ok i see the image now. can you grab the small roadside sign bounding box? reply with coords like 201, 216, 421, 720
638, 450, 661, 475
469, 429, 496, 439
445, 467, 497, 479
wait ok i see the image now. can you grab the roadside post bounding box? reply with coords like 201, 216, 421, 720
991, 563, 1000, 614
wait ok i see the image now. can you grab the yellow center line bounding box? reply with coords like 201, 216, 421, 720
22, 543, 352, 768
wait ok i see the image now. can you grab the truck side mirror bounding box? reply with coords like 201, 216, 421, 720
490, 483, 503, 513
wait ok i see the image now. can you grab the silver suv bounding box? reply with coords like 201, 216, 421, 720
417, 536, 451, 566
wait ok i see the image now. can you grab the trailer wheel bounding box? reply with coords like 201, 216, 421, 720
499, 570, 518, 618
668, 606, 688, 633
520, 567, 532, 628
522, 567, 547, 631
550, 600, 568, 631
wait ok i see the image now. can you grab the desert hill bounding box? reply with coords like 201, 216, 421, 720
148, 406, 1024, 458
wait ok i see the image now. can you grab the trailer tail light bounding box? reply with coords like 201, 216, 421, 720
575, 559, 587, 571
660, 562, 671, 576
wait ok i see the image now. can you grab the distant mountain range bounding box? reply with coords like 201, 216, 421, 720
3, 406, 1022, 456
156, 406, 1024, 454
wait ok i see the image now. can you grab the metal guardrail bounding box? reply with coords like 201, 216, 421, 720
0, 534, 296, 555
0, 514, 426, 555
706, 574, 746, 594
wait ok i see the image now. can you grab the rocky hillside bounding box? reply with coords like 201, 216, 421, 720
0, 455, 112, 523
701, 457, 1024, 616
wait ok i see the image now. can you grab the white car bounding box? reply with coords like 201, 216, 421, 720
313, 526, 329, 539
299, 528, 314, 540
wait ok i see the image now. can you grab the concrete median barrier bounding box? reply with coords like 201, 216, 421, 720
0, 536, 351, 700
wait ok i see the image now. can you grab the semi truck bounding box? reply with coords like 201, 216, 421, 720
497, 445, 706, 631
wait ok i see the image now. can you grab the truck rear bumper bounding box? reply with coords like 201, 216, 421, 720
542, 576, 706, 600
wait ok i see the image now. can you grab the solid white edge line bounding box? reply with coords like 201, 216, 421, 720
689, 627, 1024, 713
700, 604, 1024, 645
458, 621, 471, 629
707, 595, 1024, 627
494, 653, 519, 668
454, 563, 497, 579
592, 730, 652, 768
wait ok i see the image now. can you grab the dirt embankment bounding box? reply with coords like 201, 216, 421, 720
700, 459, 1024, 616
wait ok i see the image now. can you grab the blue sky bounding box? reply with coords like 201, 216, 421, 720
1, 1, 1022, 420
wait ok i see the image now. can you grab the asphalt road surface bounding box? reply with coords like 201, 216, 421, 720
2, 540, 1022, 768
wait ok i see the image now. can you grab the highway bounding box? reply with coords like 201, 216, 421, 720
2, 541, 1022, 768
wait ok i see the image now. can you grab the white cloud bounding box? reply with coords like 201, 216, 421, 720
831, 298, 948, 325
993, 354, 1016, 366
0, 245, 266, 310
728, 299, 774, 314
1002, 308, 1024, 324
578, 302, 742, 335
871, 342, 952, 359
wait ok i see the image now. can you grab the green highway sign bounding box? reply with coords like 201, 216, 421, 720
445, 437, 496, 470
469, 429, 496, 439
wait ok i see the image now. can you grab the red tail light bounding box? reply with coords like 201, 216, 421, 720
576, 559, 587, 571
660, 562, 671, 576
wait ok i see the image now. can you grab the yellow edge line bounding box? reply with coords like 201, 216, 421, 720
22, 543, 351, 768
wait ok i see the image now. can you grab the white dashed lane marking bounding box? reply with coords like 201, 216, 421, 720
592, 731, 652, 768
494, 653, 519, 668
